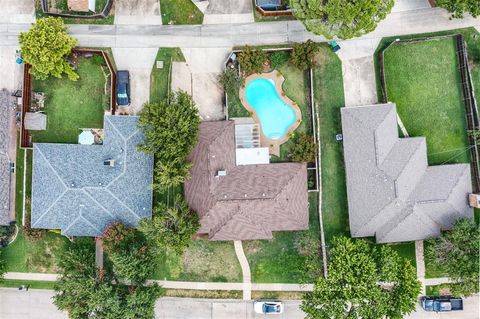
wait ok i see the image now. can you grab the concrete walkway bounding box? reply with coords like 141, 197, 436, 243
415, 240, 426, 295
233, 241, 252, 300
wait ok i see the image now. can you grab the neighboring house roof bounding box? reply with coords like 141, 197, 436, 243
341, 103, 473, 243
31, 115, 154, 236
24, 112, 47, 130
184, 121, 308, 240
0, 90, 13, 225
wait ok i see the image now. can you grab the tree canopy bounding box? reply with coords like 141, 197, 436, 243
237, 46, 267, 75
301, 237, 420, 319
290, 133, 317, 163
138, 91, 200, 191
0, 249, 6, 280
19, 17, 78, 81
139, 194, 199, 256
54, 237, 163, 319
425, 218, 479, 296
290, 0, 395, 39
437, 0, 480, 18
290, 40, 319, 71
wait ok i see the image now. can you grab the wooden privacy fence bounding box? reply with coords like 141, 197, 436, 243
379, 34, 480, 192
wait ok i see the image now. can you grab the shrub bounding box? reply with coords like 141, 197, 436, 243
290, 133, 317, 163
291, 40, 319, 70
24, 198, 46, 240
269, 50, 290, 69
237, 46, 267, 75
219, 68, 244, 97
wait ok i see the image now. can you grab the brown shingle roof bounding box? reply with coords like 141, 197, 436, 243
185, 121, 308, 240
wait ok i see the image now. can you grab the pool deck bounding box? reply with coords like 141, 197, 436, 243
239, 70, 302, 156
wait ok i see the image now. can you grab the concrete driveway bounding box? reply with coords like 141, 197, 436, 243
203, 0, 254, 24
392, 0, 431, 13
0, 47, 23, 91
114, 0, 162, 25
0, 0, 34, 24
0, 288, 68, 319
112, 48, 159, 114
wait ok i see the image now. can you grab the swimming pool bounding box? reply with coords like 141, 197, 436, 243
244, 78, 297, 140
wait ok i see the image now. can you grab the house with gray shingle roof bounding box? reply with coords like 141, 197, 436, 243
31, 115, 154, 236
341, 103, 473, 243
0, 90, 14, 225
184, 121, 308, 241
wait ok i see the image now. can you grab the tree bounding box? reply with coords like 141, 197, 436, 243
219, 67, 244, 97
269, 50, 290, 69
0, 250, 6, 281
301, 237, 420, 319
425, 218, 479, 296
290, 40, 319, 70
139, 194, 199, 255
290, 0, 395, 39
19, 17, 78, 81
437, 0, 480, 18
138, 91, 200, 191
237, 46, 267, 75
290, 133, 317, 163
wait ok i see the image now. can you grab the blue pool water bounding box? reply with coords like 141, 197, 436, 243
245, 78, 296, 140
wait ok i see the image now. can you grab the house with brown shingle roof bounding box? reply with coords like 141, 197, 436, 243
185, 121, 308, 240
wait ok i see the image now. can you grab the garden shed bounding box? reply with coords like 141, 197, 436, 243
24, 112, 47, 131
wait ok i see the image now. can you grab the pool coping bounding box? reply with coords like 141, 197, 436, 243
239, 70, 302, 156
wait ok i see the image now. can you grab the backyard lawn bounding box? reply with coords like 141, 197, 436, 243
243, 193, 320, 283
150, 48, 185, 104
382, 37, 470, 165
31, 56, 107, 144
159, 0, 203, 25
312, 45, 349, 243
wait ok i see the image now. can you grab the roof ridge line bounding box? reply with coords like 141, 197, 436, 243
82, 189, 116, 219
32, 189, 68, 228
34, 145, 69, 189
379, 137, 426, 178
272, 164, 305, 201
105, 188, 141, 220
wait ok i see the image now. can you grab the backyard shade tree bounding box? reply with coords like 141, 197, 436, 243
290, 0, 395, 39
437, 0, 480, 18
138, 91, 200, 191
139, 194, 200, 255
290, 40, 320, 71
269, 50, 290, 69
237, 46, 267, 75
425, 218, 479, 296
54, 237, 164, 319
301, 237, 420, 319
289, 133, 317, 163
219, 67, 244, 98
19, 17, 79, 81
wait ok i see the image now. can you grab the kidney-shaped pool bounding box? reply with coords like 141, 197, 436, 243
244, 78, 297, 140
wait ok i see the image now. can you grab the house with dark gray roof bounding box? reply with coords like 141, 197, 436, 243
341, 103, 473, 243
31, 115, 154, 236
184, 121, 308, 241
0, 90, 14, 225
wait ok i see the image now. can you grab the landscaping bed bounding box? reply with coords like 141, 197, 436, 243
30, 56, 107, 144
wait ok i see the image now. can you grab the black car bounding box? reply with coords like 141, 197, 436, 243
116, 70, 130, 106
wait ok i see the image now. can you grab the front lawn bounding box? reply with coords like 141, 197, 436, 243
382, 36, 470, 165
243, 193, 320, 283
31, 56, 107, 144
312, 45, 349, 243
160, 0, 203, 25
150, 48, 185, 104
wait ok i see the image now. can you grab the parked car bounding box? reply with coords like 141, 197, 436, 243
9, 162, 15, 173
116, 70, 130, 106
421, 296, 463, 312
254, 301, 284, 314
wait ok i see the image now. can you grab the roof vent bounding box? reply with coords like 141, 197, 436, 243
71, 182, 76, 187
104, 159, 115, 167
216, 170, 227, 177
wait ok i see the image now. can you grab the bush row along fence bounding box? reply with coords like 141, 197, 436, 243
379, 34, 480, 192
40, 0, 113, 19
20, 48, 117, 149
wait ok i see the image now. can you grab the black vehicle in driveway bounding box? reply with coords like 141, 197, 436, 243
116, 70, 130, 106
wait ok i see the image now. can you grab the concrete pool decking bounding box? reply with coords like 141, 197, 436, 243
239, 70, 302, 156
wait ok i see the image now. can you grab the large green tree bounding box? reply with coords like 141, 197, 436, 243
0, 249, 6, 280
301, 237, 420, 319
290, 0, 395, 39
426, 218, 479, 296
139, 194, 199, 255
19, 17, 78, 80
437, 0, 480, 18
138, 91, 200, 191
54, 238, 163, 319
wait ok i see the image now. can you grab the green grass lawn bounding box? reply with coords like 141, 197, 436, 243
31, 57, 107, 144
150, 48, 185, 104
152, 240, 242, 282
243, 193, 320, 283
383, 37, 470, 165
160, 0, 203, 25
312, 45, 349, 243
0, 279, 56, 290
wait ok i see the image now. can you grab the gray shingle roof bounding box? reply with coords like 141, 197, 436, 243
341, 103, 473, 243
0, 90, 13, 225
31, 115, 154, 236
184, 121, 308, 240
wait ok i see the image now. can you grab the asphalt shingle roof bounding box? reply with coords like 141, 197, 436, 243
341, 103, 473, 243
0, 89, 13, 225
184, 121, 308, 240
31, 115, 154, 236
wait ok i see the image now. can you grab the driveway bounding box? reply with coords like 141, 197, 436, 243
203, 0, 254, 24
392, 0, 431, 13
0, 288, 68, 319
114, 0, 162, 25
112, 48, 159, 114
0, 0, 34, 24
